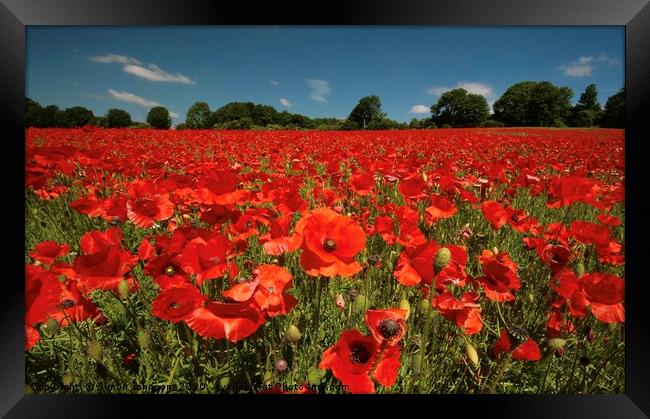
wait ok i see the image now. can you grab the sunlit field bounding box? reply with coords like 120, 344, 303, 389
25, 127, 624, 394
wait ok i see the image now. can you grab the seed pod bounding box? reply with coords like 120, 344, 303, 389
434, 247, 451, 273
575, 262, 585, 278
307, 368, 321, 385
263, 370, 274, 384
117, 279, 130, 299
427, 310, 437, 323
492, 246, 499, 255
399, 298, 411, 320
137, 329, 151, 350
465, 343, 479, 367
219, 376, 230, 389
419, 299, 431, 314
527, 292, 534, 303
285, 325, 301, 345
353, 294, 367, 313
86, 340, 103, 362
412, 353, 422, 374
62, 372, 75, 386
46, 318, 60, 335
548, 338, 567, 351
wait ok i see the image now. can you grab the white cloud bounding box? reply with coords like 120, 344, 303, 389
89, 53, 195, 84
307, 79, 331, 103
270, 80, 280, 86
561, 53, 620, 77
280, 98, 291, 107
88, 54, 141, 65
107, 89, 162, 108
409, 105, 430, 114
427, 81, 494, 98
122, 64, 195, 84
169, 111, 179, 118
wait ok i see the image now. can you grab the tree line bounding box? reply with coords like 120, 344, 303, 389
26, 81, 624, 130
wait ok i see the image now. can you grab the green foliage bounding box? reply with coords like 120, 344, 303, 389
106, 109, 133, 128
482, 119, 505, 128
431, 88, 489, 127
38, 105, 64, 128
493, 81, 573, 127
61, 106, 94, 128
599, 88, 624, 128
185, 102, 211, 129
147, 106, 172, 130
26, 98, 44, 127
348, 95, 386, 129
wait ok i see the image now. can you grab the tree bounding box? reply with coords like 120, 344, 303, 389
493, 81, 573, 126
571, 84, 603, 127
61, 106, 94, 128
599, 88, 624, 128
106, 108, 133, 128
38, 105, 64, 127
348, 95, 385, 129
147, 106, 172, 129
430, 88, 489, 127
576, 84, 602, 112
26, 98, 43, 127
185, 101, 211, 129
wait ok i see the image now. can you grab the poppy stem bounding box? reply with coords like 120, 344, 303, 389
313, 277, 325, 335
495, 302, 508, 328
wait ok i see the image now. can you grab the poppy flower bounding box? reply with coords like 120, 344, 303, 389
393, 241, 467, 288
540, 244, 573, 274
424, 194, 457, 224
29, 240, 70, 265
491, 329, 541, 361
184, 300, 266, 342
126, 181, 174, 228
477, 250, 520, 302
547, 176, 603, 209
25, 264, 62, 350
295, 207, 366, 278
505, 207, 540, 235
47, 279, 103, 327
398, 175, 428, 200
175, 233, 238, 285
481, 200, 508, 230
151, 285, 205, 323
223, 264, 297, 317
319, 329, 400, 394
261, 213, 302, 256
365, 308, 407, 347
374, 215, 396, 245
69, 195, 103, 217
432, 291, 483, 335
73, 243, 138, 293
349, 172, 375, 196
597, 213, 622, 227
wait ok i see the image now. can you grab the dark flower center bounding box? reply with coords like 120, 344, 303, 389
135, 197, 158, 217
323, 239, 337, 252
511, 214, 521, 222
169, 301, 181, 310
165, 266, 176, 276
378, 319, 400, 339
508, 325, 529, 341
349, 343, 371, 365
60, 299, 75, 308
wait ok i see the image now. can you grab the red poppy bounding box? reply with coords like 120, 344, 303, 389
581, 273, 624, 323
69, 195, 103, 217
47, 279, 103, 327
261, 213, 302, 256
491, 329, 541, 361
547, 175, 603, 209
425, 194, 457, 224
394, 241, 467, 288
319, 329, 400, 394
184, 300, 265, 342
597, 213, 622, 227
349, 172, 375, 196
29, 240, 70, 265
540, 244, 573, 274
126, 180, 174, 228
505, 207, 540, 235
374, 215, 396, 245
223, 264, 297, 317
365, 308, 407, 347
432, 291, 483, 335
175, 233, 238, 285
394, 206, 426, 248
295, 207, 366, 278
151, 285, 205, 323
481, 200, 508, 230
398, 175, 428, 200
25, 264, 62, 350
477, 250, 521, 302
73, 244, 138, 293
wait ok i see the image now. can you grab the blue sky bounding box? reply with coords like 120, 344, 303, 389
26, 26, 624, 124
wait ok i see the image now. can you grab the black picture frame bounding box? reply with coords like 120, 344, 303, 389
2, 0, 649, 416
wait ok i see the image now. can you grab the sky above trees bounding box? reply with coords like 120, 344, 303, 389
27, 26, 624, 124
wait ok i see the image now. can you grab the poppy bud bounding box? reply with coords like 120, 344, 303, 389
548, 338, 566, 351
336, 294, 346, 310
275, 359, 288, 372
263, 370, 274, 384
46, 318, 60, 335
62, 372, 74, 386
399, 298, 411, 320
427, 310, 437, 323
575, 262, 585, 278
307, 368, 321, 385
527, 292, 534, 303
219, 376, 230, 389
328, 288, 336, 300
434, 247, 451, 273
86, 340, 103, 362
285, 325, 301, 345
419, 299, 431, 314
412, 354, 422, 374
117, 279, 130, 299
348, 289, 359, 302
465, 343, 479, 367
137, 329, 151, 350
586, 327, 595, 344
353, 294, 367, 313
422, 172, 428, 182
182, 213, 191, 220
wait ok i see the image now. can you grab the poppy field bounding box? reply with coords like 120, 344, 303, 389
25, 127, 624, 394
